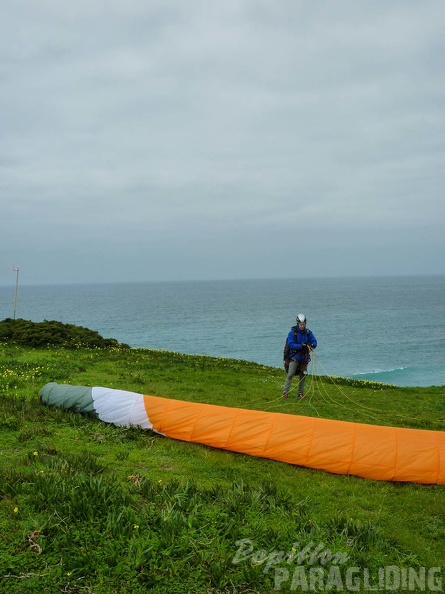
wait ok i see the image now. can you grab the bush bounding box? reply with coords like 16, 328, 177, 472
0, 318, 129, 349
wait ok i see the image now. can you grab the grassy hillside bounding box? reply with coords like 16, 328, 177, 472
0, 323, 444, 593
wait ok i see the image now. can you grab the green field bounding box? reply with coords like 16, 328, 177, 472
1, 324, 444, 593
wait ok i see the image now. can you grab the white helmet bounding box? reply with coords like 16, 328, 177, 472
296, 313, 306, 324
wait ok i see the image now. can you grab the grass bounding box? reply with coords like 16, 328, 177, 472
0, 341, 444, 593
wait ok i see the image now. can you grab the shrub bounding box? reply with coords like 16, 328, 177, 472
0, 318, 129, 349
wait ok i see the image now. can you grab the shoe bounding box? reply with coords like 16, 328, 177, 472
282, 392, 288, 398
298, 393, 304, 399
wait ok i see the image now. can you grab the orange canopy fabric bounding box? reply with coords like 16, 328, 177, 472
143, 394, 445, 484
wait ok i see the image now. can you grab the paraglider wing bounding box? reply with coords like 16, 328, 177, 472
39, 383, 445, 485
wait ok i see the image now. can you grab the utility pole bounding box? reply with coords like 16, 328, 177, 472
12, 267, 19, 320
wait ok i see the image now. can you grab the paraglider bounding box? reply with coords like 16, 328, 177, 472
39, 382, 445, 485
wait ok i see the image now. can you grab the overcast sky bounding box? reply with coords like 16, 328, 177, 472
1, 0, 444, 286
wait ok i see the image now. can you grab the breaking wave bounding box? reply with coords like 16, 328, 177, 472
349, 365, 444, 387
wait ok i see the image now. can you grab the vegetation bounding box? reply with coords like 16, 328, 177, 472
0, 321, 444, 593
0, 318, 129, 349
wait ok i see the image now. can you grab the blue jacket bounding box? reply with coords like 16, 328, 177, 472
286, 325, 317, 364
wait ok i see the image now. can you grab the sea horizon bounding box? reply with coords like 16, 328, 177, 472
1, 271, 444, 288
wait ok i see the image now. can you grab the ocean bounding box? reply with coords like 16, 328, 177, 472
0, 276, 444, 387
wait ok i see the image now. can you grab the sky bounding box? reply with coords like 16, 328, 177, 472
1, 0, 444, 286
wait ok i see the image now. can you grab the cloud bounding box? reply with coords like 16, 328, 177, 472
1, 0, 444, 284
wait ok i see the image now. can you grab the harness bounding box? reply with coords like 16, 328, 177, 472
283, 327, 310, 370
